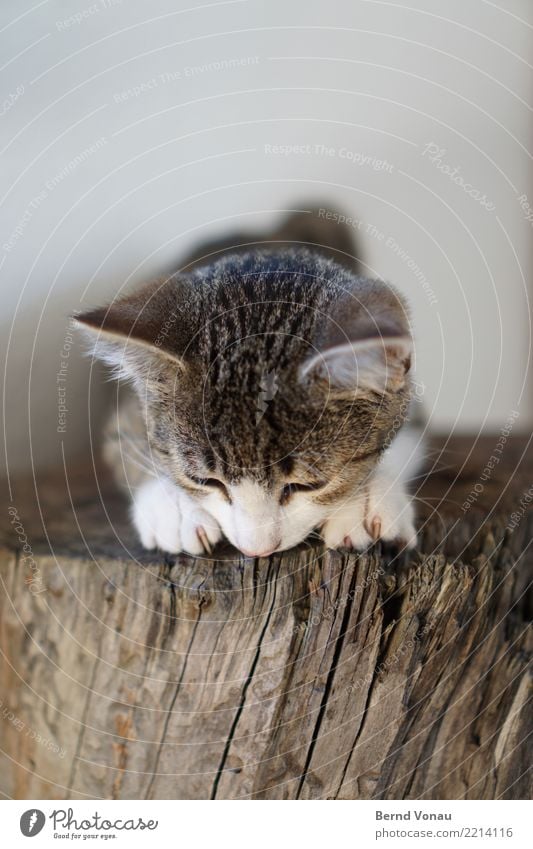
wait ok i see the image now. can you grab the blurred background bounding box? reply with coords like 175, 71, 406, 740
1, 0, 532, 475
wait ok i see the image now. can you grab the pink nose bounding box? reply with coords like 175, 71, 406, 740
240, 543, 280, 558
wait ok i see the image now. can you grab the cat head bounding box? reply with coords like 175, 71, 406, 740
75, 249, 413, 555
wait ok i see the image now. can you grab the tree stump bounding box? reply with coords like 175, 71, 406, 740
0, 437, 531, 800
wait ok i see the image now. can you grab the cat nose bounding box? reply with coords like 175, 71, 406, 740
240, 542, 280, 558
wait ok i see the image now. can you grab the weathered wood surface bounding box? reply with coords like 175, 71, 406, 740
0, 436, 531, 800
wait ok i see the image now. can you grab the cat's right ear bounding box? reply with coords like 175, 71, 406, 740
299, 333, 412, 398
73, 279, 188, 382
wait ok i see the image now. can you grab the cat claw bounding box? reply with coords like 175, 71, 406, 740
132, 479, 223, 556
322, 473, 417, 552
363, 513, 416, 549
196, 526, 212, 555
366, 511, 417, 549
365, 516, 382, 541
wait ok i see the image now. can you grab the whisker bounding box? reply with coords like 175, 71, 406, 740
411, 495, 455, 534
403, 461, 458, 484
119, 450, 158, 479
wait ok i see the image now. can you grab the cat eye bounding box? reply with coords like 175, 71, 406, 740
280, 481, 325, 504
190, 476, 230, 499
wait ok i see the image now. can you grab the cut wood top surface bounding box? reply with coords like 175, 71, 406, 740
0, 435, 531, 800
1, 435, 531, 563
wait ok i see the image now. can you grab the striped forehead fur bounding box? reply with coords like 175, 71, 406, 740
118, 248, 413, 485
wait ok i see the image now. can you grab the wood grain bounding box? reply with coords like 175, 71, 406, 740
0, 437, 531, 799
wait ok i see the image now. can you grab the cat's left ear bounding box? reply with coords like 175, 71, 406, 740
74, 278, 188, 381
299, 331, 412, 397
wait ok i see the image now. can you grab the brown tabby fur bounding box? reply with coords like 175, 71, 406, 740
78, 207, 412, 515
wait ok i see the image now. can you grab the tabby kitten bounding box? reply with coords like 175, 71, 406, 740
76, 209, 421, 557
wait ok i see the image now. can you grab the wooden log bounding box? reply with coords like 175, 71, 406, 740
0, 437, 531, 800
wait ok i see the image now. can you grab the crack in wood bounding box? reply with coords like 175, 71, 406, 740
1, 447, 531, 800
143, 610, 203, 800
296, 564, 360, 798
210, 563, 278, 799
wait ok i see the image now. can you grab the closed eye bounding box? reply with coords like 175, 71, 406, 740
190, 476, 231, 500
280, 481, 325, 504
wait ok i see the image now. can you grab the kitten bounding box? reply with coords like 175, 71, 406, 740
75, 209, 422, 557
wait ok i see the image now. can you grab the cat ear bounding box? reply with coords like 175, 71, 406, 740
300, 333, 412, 396
74, 279, 187, 381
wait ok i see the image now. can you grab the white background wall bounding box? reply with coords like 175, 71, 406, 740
1, 0, 532, 474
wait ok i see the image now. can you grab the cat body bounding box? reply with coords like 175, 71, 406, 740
77, 210, 422, 557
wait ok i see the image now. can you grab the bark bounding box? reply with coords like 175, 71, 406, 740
0, 437, 531, 800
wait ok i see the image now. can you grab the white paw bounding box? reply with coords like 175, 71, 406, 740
176, 491, 223, 556
132, 478, 223, 555
322, 496, 372, 550
366, 471, 417, 549
322, 475, 417, 551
